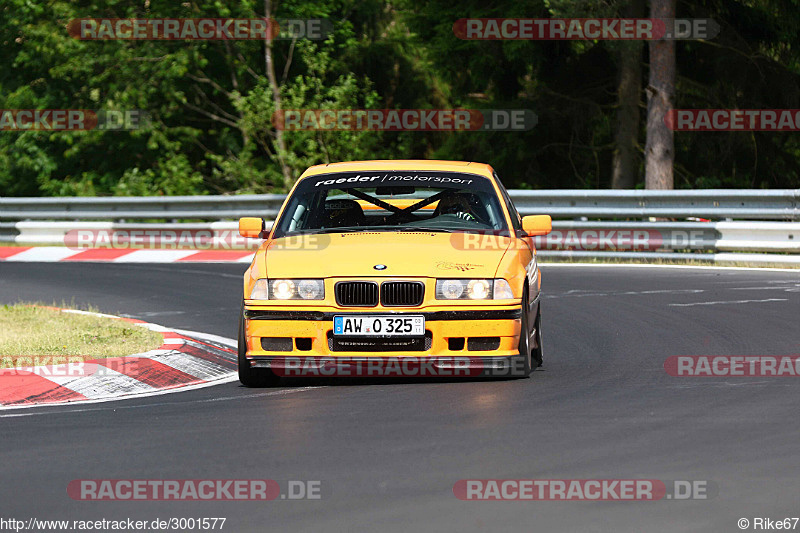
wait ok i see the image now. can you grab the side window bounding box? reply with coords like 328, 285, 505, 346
494, 173, 522, 233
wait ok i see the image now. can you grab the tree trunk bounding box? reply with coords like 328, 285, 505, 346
644, 0, 676, 190
264, 0, 293, 190
611, 0, 644, 189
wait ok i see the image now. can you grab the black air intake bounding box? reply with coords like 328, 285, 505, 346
381, 281, 424, 307
335, 281, 379, 307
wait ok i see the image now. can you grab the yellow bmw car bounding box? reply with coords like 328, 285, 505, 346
237, 160, 552, 386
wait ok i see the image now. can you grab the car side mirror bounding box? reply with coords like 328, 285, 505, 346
239, 217, 265, 238
521, 215, 552, 236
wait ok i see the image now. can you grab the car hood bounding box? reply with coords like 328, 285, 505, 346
263, 231, 512, 278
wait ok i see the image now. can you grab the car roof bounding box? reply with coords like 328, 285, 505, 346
299, 160, 495, 180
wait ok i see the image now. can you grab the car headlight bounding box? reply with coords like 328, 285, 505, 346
249, 279, 325, 300
250, 279, 270, 300
271, 279, 296, 300
296, 279, 324, 300
435, 279, 516, 300
438, 279, 465, 299
492, 279, 514, 300
467, 279, 491, 299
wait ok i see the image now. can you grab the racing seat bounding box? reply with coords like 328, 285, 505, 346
322, 199, 367, 228
433, 192, 487, 222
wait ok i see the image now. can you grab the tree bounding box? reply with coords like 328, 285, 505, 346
644, 0, 675, 190
264, 0, 292, 189
611, 0, 645, 189
3, 0, 800, 197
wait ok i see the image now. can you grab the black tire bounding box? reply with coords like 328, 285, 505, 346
511, 295, 532, 378
532, 305, 544, 368
238, 305, 280, 387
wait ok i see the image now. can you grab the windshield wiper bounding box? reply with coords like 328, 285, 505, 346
302, 226, 461, 235
308, 228, 364, 234
394, 226, 457, 233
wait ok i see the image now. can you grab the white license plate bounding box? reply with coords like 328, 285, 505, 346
333, 315, 425, 336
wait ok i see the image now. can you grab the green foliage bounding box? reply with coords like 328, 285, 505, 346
1, 0, 799, 196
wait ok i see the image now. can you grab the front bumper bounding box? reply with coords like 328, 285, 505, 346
242, 306, 523, 359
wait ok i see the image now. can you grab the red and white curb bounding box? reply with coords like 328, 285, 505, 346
0, 310, 238, 409
0, 246, 254, 263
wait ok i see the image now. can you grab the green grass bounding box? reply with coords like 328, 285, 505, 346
0, 303, 163, 366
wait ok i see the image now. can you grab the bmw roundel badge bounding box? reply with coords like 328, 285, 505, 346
373, 264, 387, 270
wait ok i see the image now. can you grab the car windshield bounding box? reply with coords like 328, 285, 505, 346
272, 171, 509, 237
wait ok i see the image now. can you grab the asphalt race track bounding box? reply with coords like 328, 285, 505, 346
1, 262, 799, 532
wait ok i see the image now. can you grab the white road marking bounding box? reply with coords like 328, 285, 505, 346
62, 309, 121, 319
113, 250, 197, 262
621, 289, 705, 295
669, 381, 780, 388
669, 298, 788, 307
730, 286, 800, 291
0, 386, 323, 418
4, 247, 78, 262
545, 288, 707, 299
130, 310, 188, 317
199, 387, 325, 403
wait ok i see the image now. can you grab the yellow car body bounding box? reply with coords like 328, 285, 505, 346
238, 160, 551, 385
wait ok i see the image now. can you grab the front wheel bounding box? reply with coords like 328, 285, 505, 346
511, 298, 532, 378
238, 305, 280, 387
532, 305, 543, 368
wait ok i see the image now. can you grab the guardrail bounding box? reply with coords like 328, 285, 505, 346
0, 194, 287, 220
1, 190, 799, 265
2, 219, 798, 258
511, 189, 800, 220
1, 189, 798, 221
